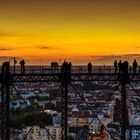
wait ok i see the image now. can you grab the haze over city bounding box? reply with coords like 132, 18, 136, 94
0, 0, 140, 65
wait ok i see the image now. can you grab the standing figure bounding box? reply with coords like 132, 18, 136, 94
123, 61, 129, 74
88, 62, 92, 73
114, 60, 118, 73
61, 60, 68, 73
20, 60, 25, 74
133, 59, 138, 74
118, 60, 122, 73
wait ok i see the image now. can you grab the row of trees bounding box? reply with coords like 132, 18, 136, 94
10, 103, 53, 128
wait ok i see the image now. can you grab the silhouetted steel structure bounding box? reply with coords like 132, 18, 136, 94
119, 66, 130, 140
0, 64, 140, 140
0, 62, 10, 140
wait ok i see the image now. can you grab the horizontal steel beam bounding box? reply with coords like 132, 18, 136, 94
0, 73, 140, 82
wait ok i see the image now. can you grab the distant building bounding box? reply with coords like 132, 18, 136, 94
11, 126, 62, 140
23, 126, 61, 140
21, 91, 35, 99
53, 113, 61, 125
129, 125, 140, 139
68, 112, 111, 133
10, 100, 30, 109
130, 115, 140, 125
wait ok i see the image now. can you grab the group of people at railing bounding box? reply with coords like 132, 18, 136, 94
5, 58, 139, 74
114, 59, 138, 74
12, 59, 93, 74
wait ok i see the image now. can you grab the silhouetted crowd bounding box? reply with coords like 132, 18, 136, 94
19, 59, 139, 75
60, 59, 139, 75
114, 59, 138, 74
8, 59, 139, 75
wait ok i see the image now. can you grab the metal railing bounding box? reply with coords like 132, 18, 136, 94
0, 65, 138, 74
5, 65, 140, 74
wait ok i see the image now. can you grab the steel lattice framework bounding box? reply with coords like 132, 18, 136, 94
0, 64, 140, 140
7, 73, 140, 83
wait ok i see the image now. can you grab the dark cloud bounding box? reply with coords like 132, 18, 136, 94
0, 48, 14, 51
0, 32, 13, 37
136, 46, 140, 48
39, 46, 51, 49
37, 45, 56, 50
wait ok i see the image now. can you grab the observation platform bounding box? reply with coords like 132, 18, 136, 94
0, 65, 140, 82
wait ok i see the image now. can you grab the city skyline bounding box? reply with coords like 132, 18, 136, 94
0, 0, 140, 65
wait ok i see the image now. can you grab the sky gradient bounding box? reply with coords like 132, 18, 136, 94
0, 0, 140, 65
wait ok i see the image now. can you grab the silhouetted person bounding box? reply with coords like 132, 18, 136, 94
60, 60, 68, 84
118, 60, 122, 73
114, 60, 117, 73
20, 60, 25, 74
123, 61, 129, 74
88, 62, 92, 73
61, 60, 68, 73
1, 62, 10, 73
133, 59, 138, 74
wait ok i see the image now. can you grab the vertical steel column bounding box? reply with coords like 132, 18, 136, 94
1, 62, 10, 140
121, 78, 127, 140
120, 67, 129, 140
61, 68, 68, 140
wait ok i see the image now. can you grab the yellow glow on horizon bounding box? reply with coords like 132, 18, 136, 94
1, 0, 140, 64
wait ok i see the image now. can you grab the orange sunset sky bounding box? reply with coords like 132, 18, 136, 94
0, 0, 140, 65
